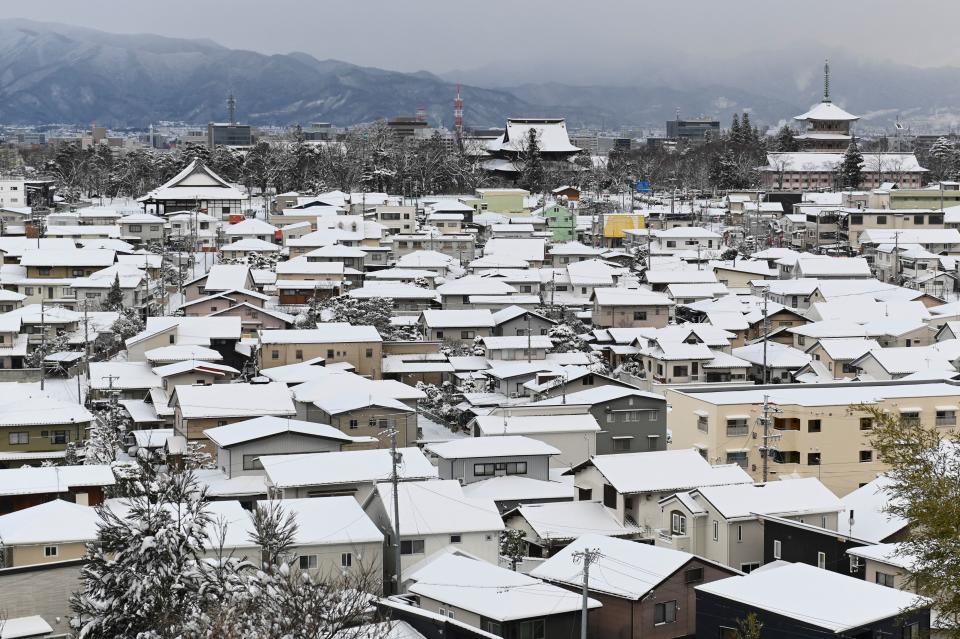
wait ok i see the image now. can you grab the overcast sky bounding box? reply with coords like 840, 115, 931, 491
7, 0, 960, 73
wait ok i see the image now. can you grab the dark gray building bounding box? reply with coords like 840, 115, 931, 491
666, 118, 720, 142
529, 385, 667, 455
207, 122, 253, 147
425, 435, 556, 485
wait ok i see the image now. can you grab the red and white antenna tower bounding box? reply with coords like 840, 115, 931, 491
454, 84, 464, 134
416, 105, 427, 122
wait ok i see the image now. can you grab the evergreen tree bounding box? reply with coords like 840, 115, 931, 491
729, 114, 741, 141
774, 125, 800, 152
839, 140, 864, 189
71, 471, 213, 638
738, 112, 753, 145
929, 136, 958, 182
105, 274, 124, 310
518, 128, 545, 194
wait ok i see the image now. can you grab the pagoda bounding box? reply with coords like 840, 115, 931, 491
793, 60, 860, 152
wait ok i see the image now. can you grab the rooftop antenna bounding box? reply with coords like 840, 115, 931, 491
227, 94, 237, 125
454, 84, 464, 135
823, 59, 831, 103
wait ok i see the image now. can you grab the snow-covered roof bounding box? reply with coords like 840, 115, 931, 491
483, 238, 546, 262
203, 415, 356, 447
763, 152, 926, 173
851, 347, 952, 376
144, 345, 223, 363
220, 238, 281, 252
794, 101, 860, 122
426, 435, 559, 459
0, 396, 94, 427
202, 265, 252, 291
377, 479, 504, 535
260, 447, 437, 488
592, 287, 674, 307
262, 497, 383, 545
588, 449, 752, 495
173, 381, 295, 420
0, 464, 115, 496
420, 309, 495, 328
674, 380, 960, 407
0, 616, 54, 639
532, 533, 708, 600
645, 270, 718, 285
89, 362, 163, 390
846, 542, 915, 571
150, 360, 239, 378
812, 337, 880, 361
695, 562, 928, 633
223, 218, 278, 236
732, 341, 812, 369
486, 118, 580, 155
437, 276, 517, 296
694, 477, 843, 520
259, 323, 382, 344
0, 498, 99, 545
275, 257, 345, 276
138, 159, 246, 202
858, 228, 960, 246
481, 335, 553, 350
839, 475, 908, 543
510, 501, 641, 541
530, 385, 664, 407
408, 553, 596, 622
474, 413, 601, 436
19, 248, 115, 267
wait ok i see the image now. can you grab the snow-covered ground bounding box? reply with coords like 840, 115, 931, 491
417, 414, 467, 443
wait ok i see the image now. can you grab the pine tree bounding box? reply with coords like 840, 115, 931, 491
105, 274, 124, 310
738, 112, 753, 146
774, 125, 800, 152
518, 128, 545, 194
839, 140, 864, 189
730, 114, 741, 142
71, 471, 213, 638
929, 136, 958, 182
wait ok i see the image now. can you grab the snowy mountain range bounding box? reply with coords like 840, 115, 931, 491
2, 19, 960, 132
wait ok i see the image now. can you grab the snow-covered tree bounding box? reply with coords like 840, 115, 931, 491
70, 470, 213, 638
773, 125, 800, 152
548, 323, 587, 353
839, 139, 864, 189
500, 529, 526, 571
24, 331, 69, 368
321, 295, 394, 337
111, 307, 144, 341
517, 128, 545, 194
928, 136, 959, 182
84, 403, 130, 466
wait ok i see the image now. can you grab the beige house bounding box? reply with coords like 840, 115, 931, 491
803, 338, 880, 379
258, 324, 383, 378
0, 499, 98, 567
666, 380, 960, 495
591, 287, 674, 329
847, 543, 916, 592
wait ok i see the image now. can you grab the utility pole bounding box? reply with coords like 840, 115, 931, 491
572, 548, 602, 639
39, 298, 46, 391
761, 288, 769, 384
759, 394, 782, 483
82, 299, 91, 378
526, 314, 532, 363
387, 427, 402, 594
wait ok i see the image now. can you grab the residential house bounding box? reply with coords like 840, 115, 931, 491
368, 477, 505, 576
406, 553, 596, 636
258, 324, 383, 378
0, 499, 99, 567
472, 413, 601, 468
0, 465, 115, 514
695, 563, 930, 639
138, 159, 245, 219
591, 288, 674, 329
531, 534, 738, 639
184, 265, 254, 302
657, 478, 844, 572
491, 306, 556, 337
503, 500, 643, 557
118, 213, 165, 244
259, 446, 437, 502
419, 310, 495, 344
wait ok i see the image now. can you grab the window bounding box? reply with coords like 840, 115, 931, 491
684, 567, 704, 583
474, 463, 495, 477
654, 600, 677, 625
50, 430, 68, 444
435, 330, 444, 339
481, 620, 502, 636
901, 412, 920, 427
877, 215, 887, 224
797, 335, 806, 346
648, 410, 658, 422
348, 419, 358, 429
604, 484, 618, 509
365, 348, 374, 358
169, 334, 176, 344
913, 214, 925, 225
817, 551, 826, 569
860, 450, 873, 463
505, 461, 526, 474
326, 349, 335, 358
726, 451, 748, 468
295, 349, 303, 360
299, 555, 318, 569
613, 438, 632, 452
400, 539, 425, 555
460, 330, 474, 340
808, 419, 821, 432
44, 545, 58, 557
850, 555, 863, 573
582, 374, 594, 386
850, 214, 863, 225
513, 619, 544, 639
37, 267, 50, 275
8, 432, 28, 445
129, 224, 142, 232
271, 350, 279, 360
860, 417, 873, 431
341, 553, 352, 568
672, 365, 688, 378
876, 571, 896, 588
936, 410, 956, 426
736, 525, 743, 543
808, 452, 821, 466
242, 455, 263, 471
773, 539, 782, 559
671, 512, 687, 536
903, 622, 920, 639
697, 415, 708, 432
633, 311, 647, 321
740, 562, 761, 573
726, 418, 748, 436
450, 534, 461, 543
577, 487, 592, 500
712, 520, 719, 541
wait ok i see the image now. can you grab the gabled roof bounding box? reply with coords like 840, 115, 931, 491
0, 498, 99, 545
138, 159, 245, 202
259, 323, 382, 344
173, 382, 295, 420
693, 477, 842, 520
839, 475, 908, 543
0, 464, 115, 496
376, 479, 504, 536
586, 449, 752, 495
204, 415, 355, 447
420, 309, 495, 328
260, 447, 436, 488
532, 533, 718, 600
426, 435, 560, 459
508, 501, 641, 541
695, 563, 928, 633
474, 414, 601, 436
265, 497, 383, 545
